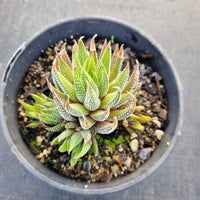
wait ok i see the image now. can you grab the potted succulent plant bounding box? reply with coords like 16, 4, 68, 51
0, 17, 183, 195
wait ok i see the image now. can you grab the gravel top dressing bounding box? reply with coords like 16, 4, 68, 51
17, 37, 168, 183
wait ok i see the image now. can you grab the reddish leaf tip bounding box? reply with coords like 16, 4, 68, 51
66, 97, 70, 108
55, 48, 60, 58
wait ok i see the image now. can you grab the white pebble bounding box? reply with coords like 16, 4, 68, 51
124, 157, 132, 168
130, 139, 139, 152
155, 130, 164, 140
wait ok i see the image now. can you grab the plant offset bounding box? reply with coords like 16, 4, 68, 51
20, 35, 151, 166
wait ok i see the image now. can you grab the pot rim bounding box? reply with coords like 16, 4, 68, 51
0, 16, 184, 195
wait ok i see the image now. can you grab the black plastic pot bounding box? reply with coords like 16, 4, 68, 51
0, 17, 183, 195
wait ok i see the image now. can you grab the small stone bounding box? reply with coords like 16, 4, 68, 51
19, 111, 26, 117
139, 148, 152, 160
98, 44, 103, 50
152, 117, 161, 128
36, 152, 44, 159
124, 157, 132, 168
158, 109, 168, 120
145, 66, 153, 74
130, 132, 138, 140
111, 164, 120, 177
155, 130, 164, 140
83, 160, 91, 173
145, 83, 157, 95
29, 145, 39, 155
111, 164, 119, 171
114, 152, 127, 165
36, 136, 45, 144
24, 117, 28, 123
130, 139, 139, 152
118, 144, 123, 152
40, 156, 45, 163
43, 147, 52, 156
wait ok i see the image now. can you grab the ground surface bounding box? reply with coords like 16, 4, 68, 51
0, 0, 199, 199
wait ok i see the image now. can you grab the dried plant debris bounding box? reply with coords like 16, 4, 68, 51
17, 37, 168, 183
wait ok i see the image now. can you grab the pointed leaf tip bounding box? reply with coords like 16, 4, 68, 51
66, 97, 70, 108
118, 44, 124, 59
113, 44, 119, 56
107, 41, 111, 48
55, 48, 60, 58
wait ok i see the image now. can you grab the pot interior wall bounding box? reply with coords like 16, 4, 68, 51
2, 18, 182, 194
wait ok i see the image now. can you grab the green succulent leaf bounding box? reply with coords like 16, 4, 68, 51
90, 108, 110, 122
40, 93, 54, 102
101, 90, 121, 109
88, 55, 98, 84
128, 114, 140, 120
108, 104, 134, 121
80, 130, 92, 142
27, 121, 41, 128
46, 120, 67, 132
135, 106, 145, 112
81, 67, 99, 97
78, 37, 90, 66
52, 87, 68, 103
65, 122, 78, 129
72, 51, 83, 76
20, 101, 37, 112
52, 129, 74, 145
92, 136, 99, 156
31, 94, 45, 104
98, 63, 109, 98
108, 62, 130, 93
110, 45, 124, 82
73, 66, 86, 103
110, 44, 119, 70
79, 116, 95, 130
33, 103, 47, 111
129, 121, 144, 131
47, 80, 76, 121
58, 138, 69, 152
68, 132, 83, 153
114, 92, 133, 108
77, 140, 92, 158
65, 98, 89, 117
26, 111, 38, 119
56, 53, 73, 83
60, 45, 72, 68
100, 42, 111, 75
39, 115, 59, 125
70, 144, 83, 165
40, 107, 61, 117
84, 82, 101, 111
54, 70, 77, 102
135, 114, 151, 123
95, 117, 118, 134
40, 111, 62, 122
123, 61, 139, 93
